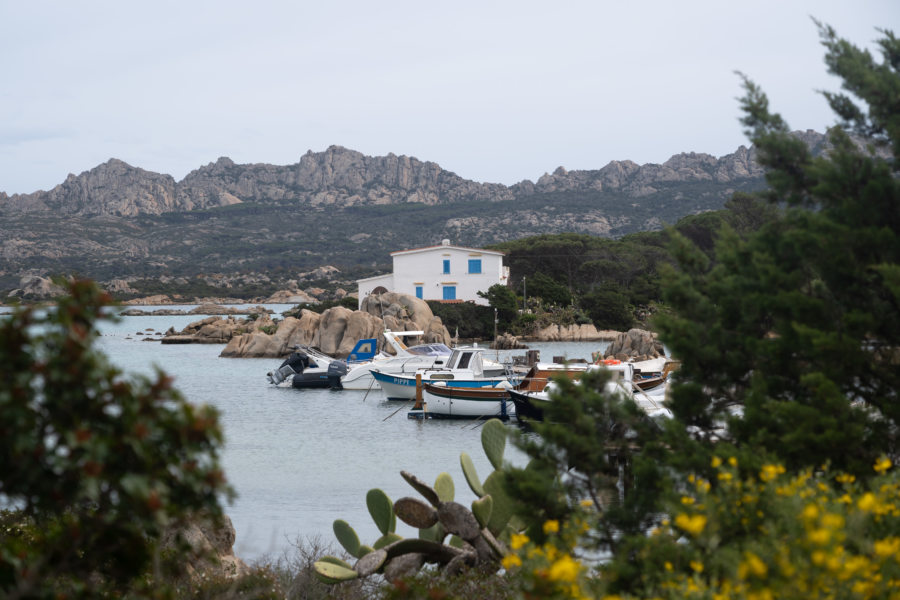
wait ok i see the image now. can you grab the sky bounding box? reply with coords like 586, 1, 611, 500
1, 1, 897, 195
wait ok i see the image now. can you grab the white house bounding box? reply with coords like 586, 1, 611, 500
357, 240, 509, 308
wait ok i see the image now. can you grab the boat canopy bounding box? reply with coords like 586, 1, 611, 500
406, 343, 452, 356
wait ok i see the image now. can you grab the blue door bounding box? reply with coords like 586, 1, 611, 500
442, 286, 456, 300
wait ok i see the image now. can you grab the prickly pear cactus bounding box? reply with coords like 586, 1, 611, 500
460, 418, 516, 536
313, 418, 518, 584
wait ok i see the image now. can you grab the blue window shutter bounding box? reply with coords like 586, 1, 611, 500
468, 259, 482, 274
443, 259, 450, 274
442, 286, 456, 300
415, 286, 423, 299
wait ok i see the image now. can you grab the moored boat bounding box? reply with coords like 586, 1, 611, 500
266, 338, 378, 390
510, 360, 668, 422
340, 330, 452, 390
414, 361, 591, 420
372, 346, 509, 401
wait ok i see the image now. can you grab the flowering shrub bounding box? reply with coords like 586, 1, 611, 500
626, 456, 900, 599
503, 457, 899, 599
502, 512, 595, 600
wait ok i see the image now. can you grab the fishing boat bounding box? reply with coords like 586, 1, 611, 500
371, 346, 510, 401
415, 362, 591, 420
509, 360, 672, 422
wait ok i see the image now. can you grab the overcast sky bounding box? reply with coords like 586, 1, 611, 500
1, 1, 896, 195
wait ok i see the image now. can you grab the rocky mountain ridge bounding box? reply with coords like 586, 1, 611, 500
0, 133, 809, 217
0, 131, 832, 299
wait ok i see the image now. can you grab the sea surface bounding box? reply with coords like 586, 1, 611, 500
1, 304, 607, 563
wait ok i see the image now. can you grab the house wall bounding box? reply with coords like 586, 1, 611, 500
356, 274, 394, 309
391, 246, 506, 306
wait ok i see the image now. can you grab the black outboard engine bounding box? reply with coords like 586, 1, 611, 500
267, 351, 311, 385
327, 360, 349, 389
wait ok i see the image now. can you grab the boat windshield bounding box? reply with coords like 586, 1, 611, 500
407, 344, 451, 356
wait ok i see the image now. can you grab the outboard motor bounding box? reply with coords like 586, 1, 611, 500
267, 351, 311, 385
327, 360, 349, 389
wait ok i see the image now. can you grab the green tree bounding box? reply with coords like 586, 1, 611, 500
524, 271, 573, 307
0, 280, 232, 598
579, 286, 634, 330
478, 283, 519, 330
656, 22, 900, 478
502, 22, 900, 598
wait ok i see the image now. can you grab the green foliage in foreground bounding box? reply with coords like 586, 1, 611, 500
0, 280, 232, 599
494, 21, 900, 600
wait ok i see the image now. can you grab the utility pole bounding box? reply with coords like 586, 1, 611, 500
523, 276, 527, 312
494, 307, 498, 341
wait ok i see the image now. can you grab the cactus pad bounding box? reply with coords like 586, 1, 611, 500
471, 494, 493, 528
355, 548, 387, 576
373, 532, 403, 550
460, 452, 486, 497
366, 488, 394, 535
401, 470, 441, 506
318, 555, 354, 569
333, 519, 361, 558
313, 560, 359, 582
483, 471, 514, 535
481, 419, 507, 471
394, 496, 439, 529
434, 472, 455, 502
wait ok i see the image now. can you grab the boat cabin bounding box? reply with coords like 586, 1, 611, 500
429, 347, 486, 379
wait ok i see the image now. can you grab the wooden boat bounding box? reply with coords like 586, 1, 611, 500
510, 360, 673, 423
372, 347, 509, 401
415, 362, 591, 420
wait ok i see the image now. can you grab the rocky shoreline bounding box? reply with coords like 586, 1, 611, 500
141, 292, 635, 360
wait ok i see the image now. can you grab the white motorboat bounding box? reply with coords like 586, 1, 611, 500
371, 346, 510, 401
266, 338, 378, 389
339, 330, 453, 390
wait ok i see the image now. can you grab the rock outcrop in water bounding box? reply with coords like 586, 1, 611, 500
603, 328, 665, 361
218, 293, 451, 359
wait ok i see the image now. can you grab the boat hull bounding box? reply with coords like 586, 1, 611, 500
508, 389, 550, 422
421, 384, 514, 420
371, 370, 508, 401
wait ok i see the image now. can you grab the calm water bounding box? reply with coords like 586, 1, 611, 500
2, 304, 606, 563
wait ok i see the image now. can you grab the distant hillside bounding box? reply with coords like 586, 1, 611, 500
0, 131, 829, 297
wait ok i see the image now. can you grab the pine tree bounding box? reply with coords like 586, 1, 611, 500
656, 23, 899, 477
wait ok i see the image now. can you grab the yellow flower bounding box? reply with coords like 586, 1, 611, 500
874, 456, 892, 474
580, 498, 594, 507
738, 552, 768, 579
759, 464, 784, 482
674, 513, 707, 536
501, 554, 522, 569
690, 560, 704, 573
510, 533, 529, 550
835, 473, 855, 484
807, 528, 830, 546
547, 554, 581, 583
874, 537, 900, 557
821, 512, 844, 530
802, 503, 819, 521
681, 496, 695, 505
858, 492, 878, 512
543, 519, 560, 535
728, 456, 738, 467
711, 456, 723, 468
